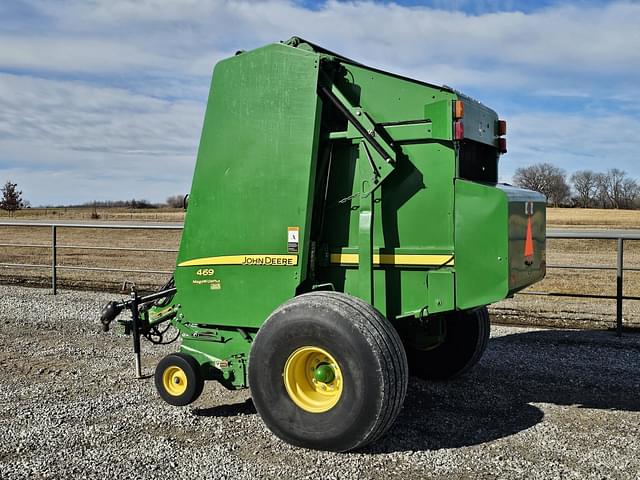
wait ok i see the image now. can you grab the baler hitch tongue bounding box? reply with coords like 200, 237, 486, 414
99, 283, 178, 379
99, 282, 140, 331
100, 301, 123, 332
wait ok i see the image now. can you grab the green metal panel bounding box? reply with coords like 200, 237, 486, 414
175, 43, 322, 329
326, 138, 457, 316
384, 122, 433, 142
333, 63, 455, 125
455, 180, 509, 309
427, 270, 455, 313
425, 100, 453, 140
455, 180, 547, 309
160, 38, 547, 389
180, 332, 253, 389
317, 61, 458, 318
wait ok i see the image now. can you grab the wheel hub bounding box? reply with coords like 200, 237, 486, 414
283, 346, 343, 413
162, 366, 188, 396
313, 363, 335, 383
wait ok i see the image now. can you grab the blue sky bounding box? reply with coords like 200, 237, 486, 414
1, 0, 639, 206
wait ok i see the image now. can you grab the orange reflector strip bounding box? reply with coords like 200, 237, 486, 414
454, 100, 464, 119
524, 216, 534, 258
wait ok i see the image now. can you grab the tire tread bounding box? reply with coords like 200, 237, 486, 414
294, 291, 408, 449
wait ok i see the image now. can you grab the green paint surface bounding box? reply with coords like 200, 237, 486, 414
156, 38, 546, 389
176, 43, 321, 329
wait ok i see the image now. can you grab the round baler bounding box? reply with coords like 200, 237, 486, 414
101, 37, 546, 452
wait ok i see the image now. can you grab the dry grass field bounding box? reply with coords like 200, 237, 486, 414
0, 224, 181, 291
500, 207, 640, 329
6, 206, 635, 228
548, 207, 640, 229
1, 207, 639, 328
0, 206, 185, 222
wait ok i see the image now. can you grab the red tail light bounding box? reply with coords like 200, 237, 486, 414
454, 121, 464, 140
498, 137, 507, 153
498, 119, 507, 136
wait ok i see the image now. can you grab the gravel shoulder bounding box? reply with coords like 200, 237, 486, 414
1, 286, 639, 479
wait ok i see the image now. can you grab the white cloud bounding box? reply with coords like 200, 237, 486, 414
0, 73, 203, 154
0, 73, 202, 204
0, 35, 168, 73
1, 0, 639, 204
11, 1, 640, 79
500, 111, 640, 180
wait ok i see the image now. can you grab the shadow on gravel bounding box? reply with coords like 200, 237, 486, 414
193, 398, 256, 418
364, 328, 640, 454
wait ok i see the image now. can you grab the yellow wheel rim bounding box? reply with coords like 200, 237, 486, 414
283, 346, 343, 413
162, 366, 188, 396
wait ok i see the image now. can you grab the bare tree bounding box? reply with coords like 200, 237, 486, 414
621, 177, 640, 209
513, 163, 570, 206
513, 164, 546, 192
598, 168, 627, 209
0, 181, 25, 216
594, 173, 609, 208
570, 170, 598, 208
551, 176, 571, 207
166, 195, 184, 209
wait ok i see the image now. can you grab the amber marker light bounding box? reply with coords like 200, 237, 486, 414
454, 100, 464, 119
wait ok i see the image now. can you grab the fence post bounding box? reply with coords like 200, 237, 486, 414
52, 225, 57, 295
616, 237, 624, 336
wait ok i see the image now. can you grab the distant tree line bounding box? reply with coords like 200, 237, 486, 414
83, 196, 186, 209
513, 163, 640, 209
0, 182, 190, 211
82, 199, 158, 209
165, 195, 185, 209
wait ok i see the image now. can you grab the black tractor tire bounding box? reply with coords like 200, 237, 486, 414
249, 291, 408, 452
155, 352, 204, 406
406, 306, 490, 381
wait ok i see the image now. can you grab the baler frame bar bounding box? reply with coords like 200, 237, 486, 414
318, 83, 395, 169
318, 71, 399, 302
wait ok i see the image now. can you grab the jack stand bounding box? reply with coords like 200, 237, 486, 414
129, 288, 143, 379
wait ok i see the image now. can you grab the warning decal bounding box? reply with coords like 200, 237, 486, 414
288, 226, 299, 253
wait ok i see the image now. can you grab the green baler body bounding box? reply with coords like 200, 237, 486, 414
168, 39, 546, 388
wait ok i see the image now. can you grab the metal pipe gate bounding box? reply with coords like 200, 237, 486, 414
0, 222, 638, 335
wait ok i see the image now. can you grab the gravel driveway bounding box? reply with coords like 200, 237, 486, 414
1, 285, 639, 479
